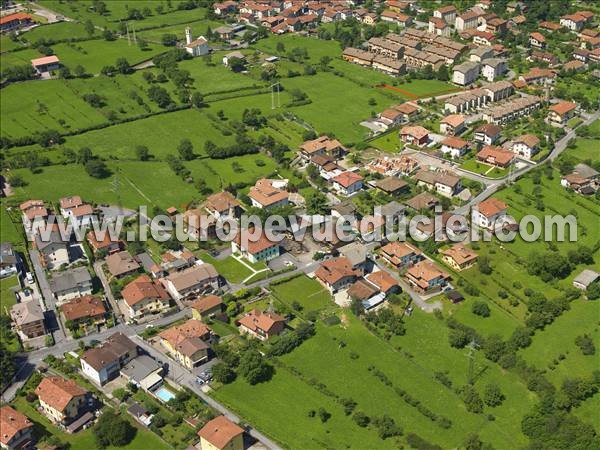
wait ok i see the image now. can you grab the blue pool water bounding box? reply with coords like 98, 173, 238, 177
154, 386, 176, 403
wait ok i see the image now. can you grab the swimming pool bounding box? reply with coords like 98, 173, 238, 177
154, 386, 176, 403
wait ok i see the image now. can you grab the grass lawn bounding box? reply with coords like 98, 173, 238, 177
269, 275, 333, 315
570, 137, 600, 163
460, 159, 507, 179
573, 395, 600, 432
197, 252, 253, 284
11, 396, 171, 450
567, 117, 583, 129
0, 275, 19, 315
0, 206, 25, 249
368, 131, 403, 153
207, 318, 239, 337
20, 21, 91, 42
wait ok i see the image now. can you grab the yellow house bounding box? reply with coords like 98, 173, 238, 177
34, 376, 87, 424
191, 294, 224, 320
159, 319, 212, 369
441, 243, 479, 271
122, 275, 171, 320
198, 416, 244, 450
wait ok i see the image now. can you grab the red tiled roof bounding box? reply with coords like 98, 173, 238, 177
122, 274, 170, 307
0, 405, 33, 446
61, 295, 106, 321
35, 376, 86, 413
332, 171, 363, 188
477, 197, 508, 218
0, 12, 31, 25
198, 416, 244, 450
549, 101, 577, 116
238, 309, 285, 335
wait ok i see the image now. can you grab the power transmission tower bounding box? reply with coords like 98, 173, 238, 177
132, 23, 137, 45
465, 340, 479, 385
111, 168, 122, 208
270, 82, 280, 110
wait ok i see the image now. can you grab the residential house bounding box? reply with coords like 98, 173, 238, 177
404, 192, 439, 211
248, 179, 289, 209
106, 251, 140, 279
511, 134, 540, 159
400, 125, 429, 147
380, 10, 412, 27
346, 278, 380, 304
380, 241, 422, 268
429, 17, 450, 37
232, 228, 281, 263
183, 209, 216, 241
455, 10, 479, 31
35, 376, 88, 424
332, 171, 363, 196
548, 101, 577, 124
393, 103, 419, 123
213, 1, 238, 15
31, 55, 60, 74
405, 260, 450, 294
372, 54, 406, 76
86, 231, 121, 255
481, 58, 507, 82
0, 405, 35, 450
472, 30, 496, 47
49, 267, 93, 305
365, 270, 400, 295
314, 257, 360, 293
453, 61, 480, 86
342, 47, 374, 66
222, 51, 246, 66
0, 12, 33, 33
560, 13, 588, 31
374, 177, 409, 195
440, 136, 469, 159
60, 295, 106, 328
529, 32, 546, 49
561, 163, 599, 195
19, 199, 47, 229
10, 300, 45, 339
486, 17, 507, 33
444, 89, 488, 114
433, 5, 457, 24
34, 228, 70, 270
120, 355, 163, 392
80, 332, 139, 385
159, 319, 211, 369
440, 114, 465, 135
122, 274, 171, 320
338, 241, 370, 273
518, 67, 556, 85
483, 80, 513, 102
162, 264, 219, 300
367, 37, 403, 58
540, 21, 561, 31
203, 191, 242, 219
197, 416, 244, 450
59, 196, 95, 228
472, 197, 508, 229
0, 242, 19, 278
563, 60, 586, 72
474, 124, 502, 145
572, 270, 600, 290
530, 50, 558, 66
300, 135, 348, 161
414, 170, 462, 197
441, 243, 478, 271
238, 309, 286, 340
476, 145, 515, 167
191, 294, 224, 320
469, 45, 494, 62
378, 108, 405, 129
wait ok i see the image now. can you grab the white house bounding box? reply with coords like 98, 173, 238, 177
80, 333, 138, 385
332, 171, 363, 196
162, 264, 219, 300
472, 198, 508, 229
453, 61, 480, 86
59, 196, 95, 228
511, 134, 540, 159
184, 27, 209, 57
481, 58, 508, 82
440, 137, 469, 159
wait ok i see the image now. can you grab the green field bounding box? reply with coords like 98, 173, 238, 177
213, 314, 536, 449
460, 159, 508, 179
368, 132, 403, 153
0, 275, 19, 314
197, 252, 254, 284
270, 275, 333, 314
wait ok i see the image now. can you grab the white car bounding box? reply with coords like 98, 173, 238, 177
26, 272, 34, 284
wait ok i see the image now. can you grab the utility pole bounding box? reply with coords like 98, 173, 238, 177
126, 22, 131, 46
111, 168, 122, 208
465, 340, 479, 385
132, 23, 137, 45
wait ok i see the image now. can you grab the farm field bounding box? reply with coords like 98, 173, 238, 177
1, 39, 163, 74
214, 315, 535, 449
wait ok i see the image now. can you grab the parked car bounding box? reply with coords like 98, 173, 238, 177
26, 272, 34, 284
